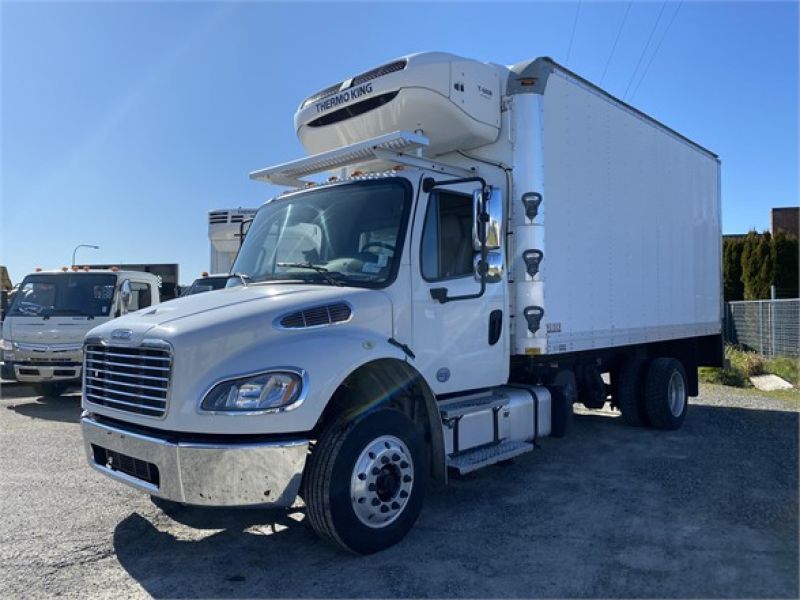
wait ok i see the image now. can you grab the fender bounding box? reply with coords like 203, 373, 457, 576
316, 357, 446, 483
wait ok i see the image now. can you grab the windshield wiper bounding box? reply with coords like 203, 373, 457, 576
275, 262, 345, 287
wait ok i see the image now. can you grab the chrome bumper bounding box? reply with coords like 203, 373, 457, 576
81, 415, 309, 507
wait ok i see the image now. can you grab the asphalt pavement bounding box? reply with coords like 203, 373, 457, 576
1, 381, 797, 598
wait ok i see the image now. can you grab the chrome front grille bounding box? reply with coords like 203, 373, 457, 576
84, 343, 171, 418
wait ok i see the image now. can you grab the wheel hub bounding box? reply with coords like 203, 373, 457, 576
350, 435, 413, 528
667, 370, 686, 417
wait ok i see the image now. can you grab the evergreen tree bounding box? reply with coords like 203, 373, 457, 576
722, 237, 744, 301
773, 232, 799, 298
741, 230, 774, 300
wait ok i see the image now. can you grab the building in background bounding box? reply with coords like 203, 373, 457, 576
771, 207, 799, 238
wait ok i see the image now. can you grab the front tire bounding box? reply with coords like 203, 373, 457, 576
303, 409, 427, 554
644, 358, 688, 430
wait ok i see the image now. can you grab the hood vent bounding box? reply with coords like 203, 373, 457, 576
302, 59, 407, 109
278, 302, 352, 329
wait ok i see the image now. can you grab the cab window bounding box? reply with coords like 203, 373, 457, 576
128, 282, 153, 310
421, 191, 474, 281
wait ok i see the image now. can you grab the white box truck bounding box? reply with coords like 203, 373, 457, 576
2, 268, 161, 396
80, 52, 723, 553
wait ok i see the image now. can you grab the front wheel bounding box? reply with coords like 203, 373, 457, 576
303, 409, 427, 554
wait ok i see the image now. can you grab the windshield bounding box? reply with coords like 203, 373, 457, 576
187, 276, 229, 295
232, 178, 411, 287
7, 274, 117, 317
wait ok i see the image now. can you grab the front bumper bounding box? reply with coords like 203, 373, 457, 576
81, 414, 309, 507
12, 362, 82, 382
6, 344, 83, 382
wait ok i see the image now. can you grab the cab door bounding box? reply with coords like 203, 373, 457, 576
410, 179, 508, 395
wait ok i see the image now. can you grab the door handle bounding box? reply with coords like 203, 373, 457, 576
488, 309, 502, 345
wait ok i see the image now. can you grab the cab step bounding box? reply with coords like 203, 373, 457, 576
447, 440, 534, 475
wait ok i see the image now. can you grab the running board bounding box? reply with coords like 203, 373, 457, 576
447, 440, 534, 475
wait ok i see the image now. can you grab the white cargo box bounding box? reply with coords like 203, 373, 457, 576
507, 60, 722, 356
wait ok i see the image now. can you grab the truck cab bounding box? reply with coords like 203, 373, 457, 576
80, 51, 722, 554
2, 268, 160, 396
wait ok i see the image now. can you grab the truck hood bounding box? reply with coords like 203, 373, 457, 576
3, 316, 104, 346
85, 283, 395, 345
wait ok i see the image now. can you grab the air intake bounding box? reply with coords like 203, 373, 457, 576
302, 60, 407, 109
278, 303, 352, 329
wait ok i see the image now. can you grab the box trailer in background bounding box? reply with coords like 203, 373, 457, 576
81, 52, 723, 554
208, 208, 258, 273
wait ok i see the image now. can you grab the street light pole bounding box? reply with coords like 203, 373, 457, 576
71, 244, 100, 267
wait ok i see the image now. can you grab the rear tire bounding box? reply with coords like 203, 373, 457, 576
32, 382, 69, 398
614, 358, 649, 426
644, 358, 688, 430
303, 409, 427, 554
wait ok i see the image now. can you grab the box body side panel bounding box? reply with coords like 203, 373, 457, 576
512, 70, 721, 355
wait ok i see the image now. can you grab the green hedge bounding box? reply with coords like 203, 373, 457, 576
723, 231, 798, 301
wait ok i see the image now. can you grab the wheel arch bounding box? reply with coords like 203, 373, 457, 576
312, 358, 446, 483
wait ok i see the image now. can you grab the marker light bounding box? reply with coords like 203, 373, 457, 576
110, 266, 119, 272
83, 266, 90, 271
202, 271, 209, 277
35, 267, 42, 272
71, 266, 79, 271
61, 266, 68, 272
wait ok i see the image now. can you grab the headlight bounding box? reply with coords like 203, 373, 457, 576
201, 371, 303, 412
0, 339, 13, 352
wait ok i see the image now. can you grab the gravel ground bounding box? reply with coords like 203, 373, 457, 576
1, 382, 797, 599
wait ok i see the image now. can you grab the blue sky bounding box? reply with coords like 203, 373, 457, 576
2, 1, 797, 283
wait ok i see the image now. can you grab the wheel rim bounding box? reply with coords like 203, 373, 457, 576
667, 370, 686, 417
350, 435, 414, 529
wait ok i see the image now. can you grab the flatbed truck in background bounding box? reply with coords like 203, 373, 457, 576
80, 52, 723, 553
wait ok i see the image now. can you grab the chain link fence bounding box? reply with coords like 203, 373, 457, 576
725, 299, 800, 358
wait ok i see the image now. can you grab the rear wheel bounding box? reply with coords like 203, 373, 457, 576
644, 358, 688, 430
303, 409, 427, 554
613, 357, 649, 426
32, 382, 69, 398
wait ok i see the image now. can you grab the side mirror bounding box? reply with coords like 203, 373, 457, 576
119, 279, 133, 312
472, 186, 503, 251
474, 251, 504, 283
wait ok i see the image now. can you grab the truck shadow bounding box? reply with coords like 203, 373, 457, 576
112, 403, 799, 599
4, 393, 82, 424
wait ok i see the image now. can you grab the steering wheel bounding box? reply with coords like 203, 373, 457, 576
361, 241, 396, 254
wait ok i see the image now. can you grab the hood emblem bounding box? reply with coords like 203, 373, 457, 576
111, 329, 134, 341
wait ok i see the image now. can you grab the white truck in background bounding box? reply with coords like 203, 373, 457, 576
80, 52, 723, 554
1, 268, 161, 397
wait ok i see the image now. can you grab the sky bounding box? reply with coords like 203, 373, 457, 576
1, 0, 797, 284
